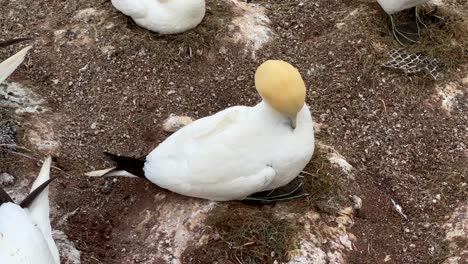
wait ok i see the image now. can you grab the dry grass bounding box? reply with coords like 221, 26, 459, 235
183, 206, 299, 264
299, 144, 347, 215
360, 5, 468, 72
181, 143, 349, 263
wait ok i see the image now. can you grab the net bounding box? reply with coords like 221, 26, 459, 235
383, 49, 441, 79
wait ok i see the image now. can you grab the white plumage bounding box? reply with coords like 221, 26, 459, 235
111, 0, 206, 34
144, 102, 314, 201
0, 157, 60, 264
377, 0, 430, 14
87, 60, 315, 202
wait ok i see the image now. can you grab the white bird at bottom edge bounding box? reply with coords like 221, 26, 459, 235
0, 157, 60, 264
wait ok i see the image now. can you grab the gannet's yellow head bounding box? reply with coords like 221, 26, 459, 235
255, 60, 306, 127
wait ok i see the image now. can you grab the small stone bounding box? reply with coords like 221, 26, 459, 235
101, 179, 113, 194
0, 172, 15, 186
167, 90, 176, 95
462, 75, 468, 85
90, 122, 97, 129
105, 22, 115, 29
100, 45, 116, 56
384, 255, 391, 262
351, 195, 362, 210
435, 194, 441, 200
409, 244, 416, 248
163, 114, 194, 133
404, 228, 410, 233
72, 8, 104, 22
219, 46, 227, 54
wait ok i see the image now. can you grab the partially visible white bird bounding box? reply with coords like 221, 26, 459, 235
0, 45, 32, 84
111, 0, 206, 34
0, 157, 60, 264
86, 60, 315, 203
377, 0, 432, 45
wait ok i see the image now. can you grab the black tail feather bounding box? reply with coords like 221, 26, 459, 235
19, 176, 58, 208
0, 187, 14, 206
0, 37, 32, 48
103, 152, 147, 179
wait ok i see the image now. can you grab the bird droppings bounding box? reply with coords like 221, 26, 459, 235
53, 230, 82, 264
286, 208, 356, 264
0, 82, 46, 114
25, 116, 61, 155
317, 143, 354, 178
442, 202, 468, 263
227, 0, 273, 57
435, 82, 464, 114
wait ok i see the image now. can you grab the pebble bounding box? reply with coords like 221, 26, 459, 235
0, 172, 15, 186
350, 195, 362, 210
162, 114, 193, 133
101, 179, 113, 194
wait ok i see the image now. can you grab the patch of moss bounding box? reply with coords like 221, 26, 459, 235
298, 145, 345, 215
183, 207, 299, 264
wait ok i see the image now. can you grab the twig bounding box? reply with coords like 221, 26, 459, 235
390, 198, 408, 220
0, 144, 32, 152
5, 150, 70, 176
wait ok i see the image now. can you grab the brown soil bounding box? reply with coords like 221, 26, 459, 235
1, 0, 467, 263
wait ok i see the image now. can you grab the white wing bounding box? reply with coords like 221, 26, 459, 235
26, 157, 60, 264
0, 203, 57, 264
0, 46, 32, 84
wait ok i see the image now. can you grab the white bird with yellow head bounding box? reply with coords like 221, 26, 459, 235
87, 60, 315, 203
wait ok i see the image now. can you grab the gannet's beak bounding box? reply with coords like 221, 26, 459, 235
289, 115, 297, 130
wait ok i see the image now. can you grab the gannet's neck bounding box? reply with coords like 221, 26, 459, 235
254, 101, 289, 121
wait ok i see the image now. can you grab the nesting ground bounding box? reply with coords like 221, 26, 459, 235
1, 0, 467, 263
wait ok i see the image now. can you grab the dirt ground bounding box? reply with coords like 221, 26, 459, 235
1, 0, 467, 263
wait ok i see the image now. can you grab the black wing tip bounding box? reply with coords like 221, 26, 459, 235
19, 176, 58, 208
0, 37, 33, 48
102, 151, 147, 179
103, 151, 119, 162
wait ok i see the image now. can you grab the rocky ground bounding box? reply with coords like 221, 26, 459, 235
1, 0, 467, 263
